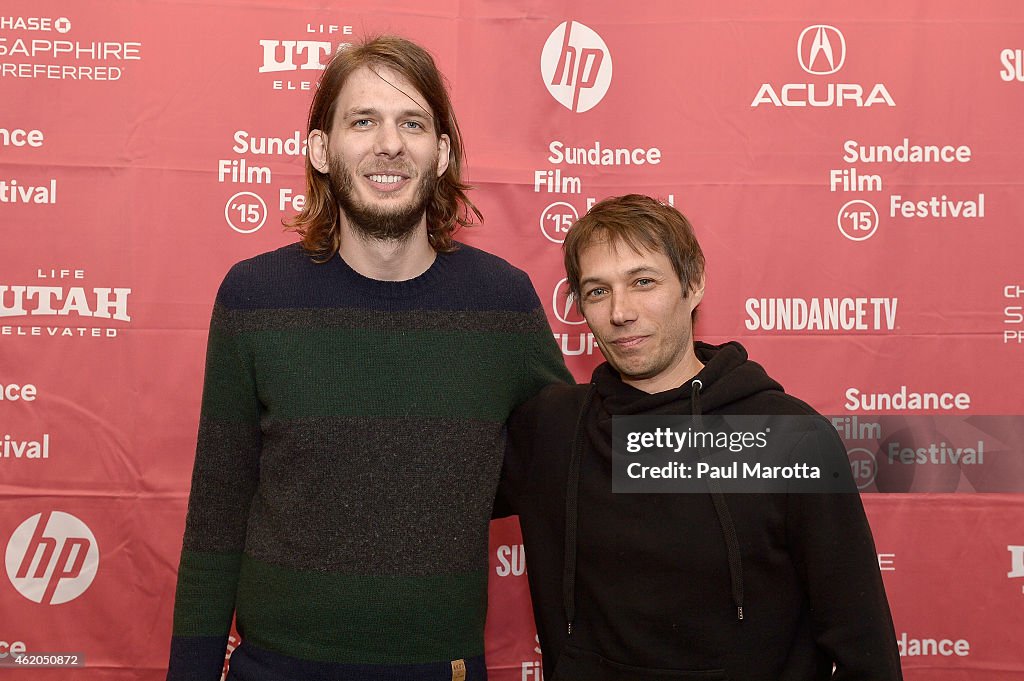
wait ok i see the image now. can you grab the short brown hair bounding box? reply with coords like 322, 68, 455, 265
563, 194, 705, 302
285, 35, 482, 259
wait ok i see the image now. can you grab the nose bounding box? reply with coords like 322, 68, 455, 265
373, 122, 405, 158
609, 290, 638, 326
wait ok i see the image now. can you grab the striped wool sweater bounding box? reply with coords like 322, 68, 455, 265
168, 242, 571, 681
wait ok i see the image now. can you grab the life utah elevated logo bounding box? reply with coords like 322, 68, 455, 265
752, 24, 895, 108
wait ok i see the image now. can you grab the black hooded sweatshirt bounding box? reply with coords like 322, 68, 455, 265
496, 341, 902, 681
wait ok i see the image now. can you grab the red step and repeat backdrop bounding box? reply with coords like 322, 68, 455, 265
3, 1, 1024, 678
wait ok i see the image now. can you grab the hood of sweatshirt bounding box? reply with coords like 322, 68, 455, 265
590, 340, 785, 419
566, 341, 789, 626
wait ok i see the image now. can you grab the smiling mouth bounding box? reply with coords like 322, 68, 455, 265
368, 174, 405, 184
364, 172, 410, 192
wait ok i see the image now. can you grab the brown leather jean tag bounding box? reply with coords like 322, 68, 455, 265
451, 658, 467, 681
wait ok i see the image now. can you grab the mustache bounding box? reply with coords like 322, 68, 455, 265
360, 161, 415, 176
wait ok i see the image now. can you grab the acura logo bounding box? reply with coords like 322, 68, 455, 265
798, 25, 846, 75
552, 278, 586, 325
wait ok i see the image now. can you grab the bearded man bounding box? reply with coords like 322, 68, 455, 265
167, 35, 570, 681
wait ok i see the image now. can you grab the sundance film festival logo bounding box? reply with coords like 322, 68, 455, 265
552, 278, 586, 325
5, 511, 99, 605
752, 24, 894, 107
541, 21, 612, 113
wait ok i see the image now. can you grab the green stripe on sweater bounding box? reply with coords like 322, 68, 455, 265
234, 555, 487, 664
199, 328, 259, 423
172, 551, 242, 636
202, 328, 556, 421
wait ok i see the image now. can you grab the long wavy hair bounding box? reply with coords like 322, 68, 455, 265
285, 35, 482, 260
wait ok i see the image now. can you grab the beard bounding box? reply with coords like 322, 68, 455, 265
329, 152, 438, 243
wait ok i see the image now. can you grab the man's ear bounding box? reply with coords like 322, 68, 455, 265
689, 273, 706, 306
308, 130, 330, 173
436, 134, 451, 177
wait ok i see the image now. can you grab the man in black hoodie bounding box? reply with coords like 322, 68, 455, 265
496, 194, 902, 681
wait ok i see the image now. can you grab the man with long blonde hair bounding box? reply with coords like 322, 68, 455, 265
168, 35, 569, 681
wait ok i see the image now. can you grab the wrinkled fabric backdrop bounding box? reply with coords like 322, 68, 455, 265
2, 1, 1023, 679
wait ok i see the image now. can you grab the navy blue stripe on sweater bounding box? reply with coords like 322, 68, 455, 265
168, 636, 229, 681
220, 242, 542, 313
226, 641, 487, 681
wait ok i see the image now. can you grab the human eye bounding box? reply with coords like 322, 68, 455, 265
634, 277, 656, 288
402, 119, 427, 131
352, 118, 373, 129
583, 287, 607, 300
